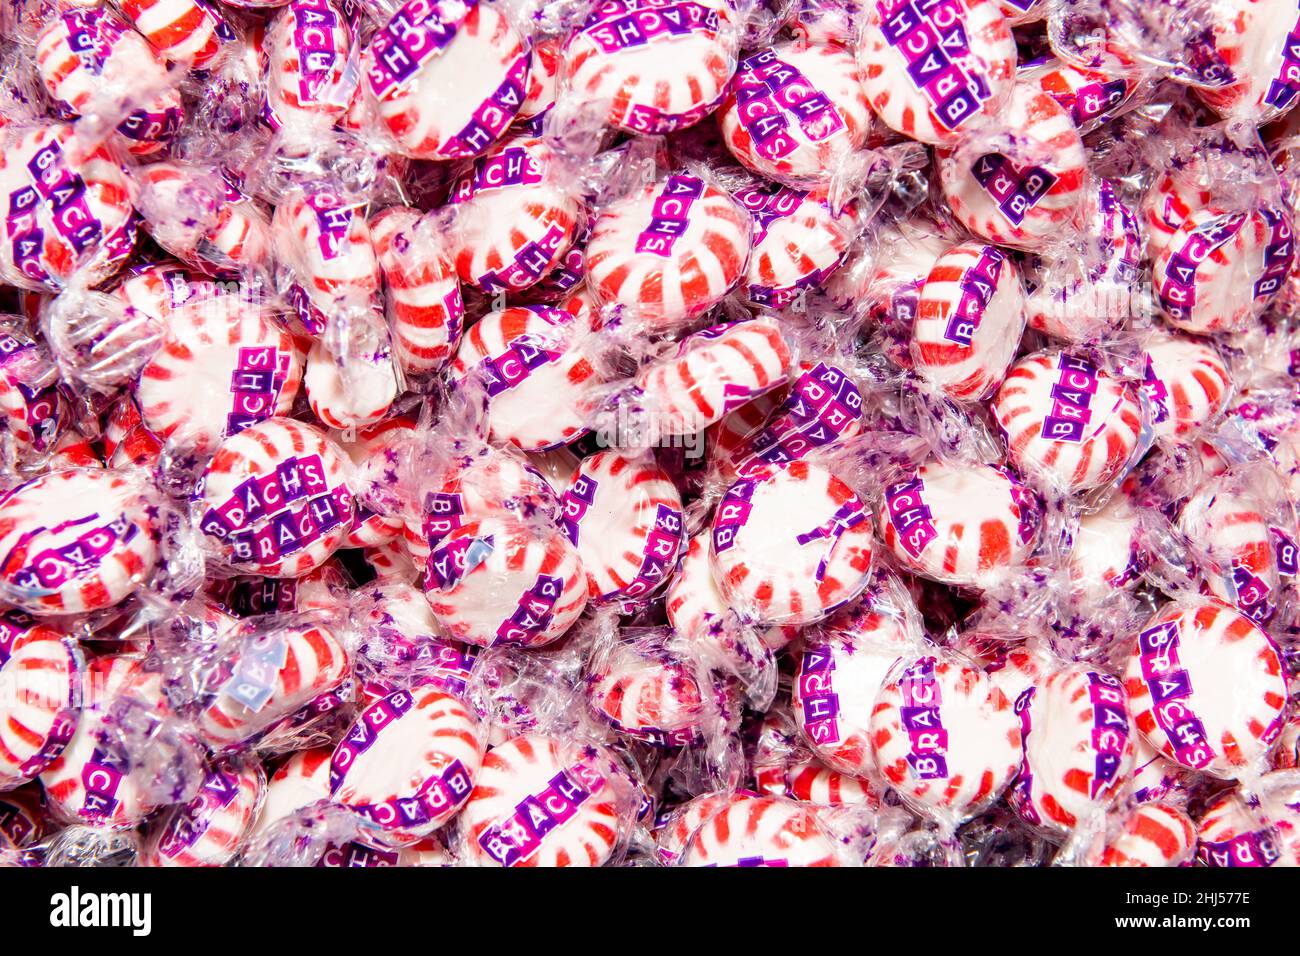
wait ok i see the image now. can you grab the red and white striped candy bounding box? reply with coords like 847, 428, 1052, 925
451, 306, 600, 451
1196, 786, 1295, 867
354, 581, 477, 691
119, 0, 232, 68
35, 8, 183, 157
1066, 492, 1142, 599
1124, 599, 1287, 778
635, 317, 794, 437
460, 733, 629, 867
366, 539, 419, 582
449, 135, 580, 293
1178, 488, 1278, 620
144, 759, 265, 867
304, 329, 400, 430
273, 188, 380, 337
371, 206, 464, 375
264, 0, 354, 132
992, 350, 1146, 495
364, 0, 532, 160
665, 532, 797, 650
111, 263, 224, 328
40, 655, 160, 828
654, 790, 732, 864
587, 634, 707, 747
0, 123, 135, 293
710, 460, 873, 625
518, 35, 560, 120
0, 631, 82, 789
199, 418, 356, 577
1008, 669, 1136, 834
197, 621, 350, 748
0, 468, 157, 615
733, 184, 854, 309
1139, 332, 1232, 442
881, 460, 1039, 589
793, 609, 910, 777
679, 794, 842, 866
718, 39, 871, 188
784, 759, 880, 807
330, 685, 483, 845
870, 654, 1020, 819
136, 297, 302, 454
335, 417, 415, 549
1099, 803, 1196, 867
562, 0, 739, 134
560, 452, 685, 605
246, 746, 331, 845
1023, 55, 1137, 132
422, 514, 588, 648
134, 163, 272, 276
404, 445, 560, 567
857, 0, 1016, 147
1142, 170, 1213, 262
584, 174, 752, 334
0, 324, 67, 458
1196, 0, 1300, 124
938, 83, 1088, 248
912, 241, 1026, 402
1153, 205, 1294, 335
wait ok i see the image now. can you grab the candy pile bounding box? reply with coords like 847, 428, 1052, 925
4, 0, 1300, 869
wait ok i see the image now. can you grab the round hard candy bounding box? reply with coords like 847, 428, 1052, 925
718, 39, 872, 188
0, 631, 83, 789
1124, 599, 1287, 778
422, 513, 588, 648
711, 460, 874, 625
912, 240, 1026, 402
679, 794, 842, 866
870, 654, 1021, 820
560, 452, 685, 605
880, 459, 1040, 590
263, 0, 354, 132
562, 0, 739, 134
734, 183, 854, 309
198, 418, 356, 577
144, 759, 265, 867
584, 173, 752, 333
330, 685, 484, 845
0, 467, 158, 614
991, 349, 1146, 495
1098, 803, 1196, 867
1139, 332, 1232, 443
459, 733, 630, 867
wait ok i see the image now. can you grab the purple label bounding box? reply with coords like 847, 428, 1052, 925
971, 154, 1057, 228
942, 245, 1004, 346
450, 146, 545, 203
5, 184, 50, 286
1273, 526, 1298, 577
712, 478, 757, 554
1041, 353, 1101, 444
733, 183, 806, 242
304, 191, 358, 261
24, 139, 103, 257
732, 48, 844, 161
227, 345, 291, 437
475, 762, 607, 866
366, 0, 474, 99
1085, 672, 1129, 799
1252, 206, 1294, 301
441, 53, 530, 159
291, 0, 343, 104
1157, 213, 1246, 323
1066, 78, 1128, 126
0, 798, 36, 848
1199, 831, 1281, 868
578, 0, 720, 54
622, 86, 728, 132
635, 175, 705, 257
63, 8, 122, 76
560, 474, 598, 545
884, 477, 937, 559
0, 608, 37, 665
1009, 686, 1039, 825
611, 504, 683, 601
877, 0, 991, 131
425, 533, 495, 591
1264, 13, 1300, 112
155, 761, 243, 858
494, 574, 564, 646
1136, 619, 1216, 770
899, 657, 948, 780
797, 644, 840, 745
476, 222, 568, 291
422, 491, 465, 544
738, 362, 863, 477
10, 513, 138, 592
1141, 354, 1169, 426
